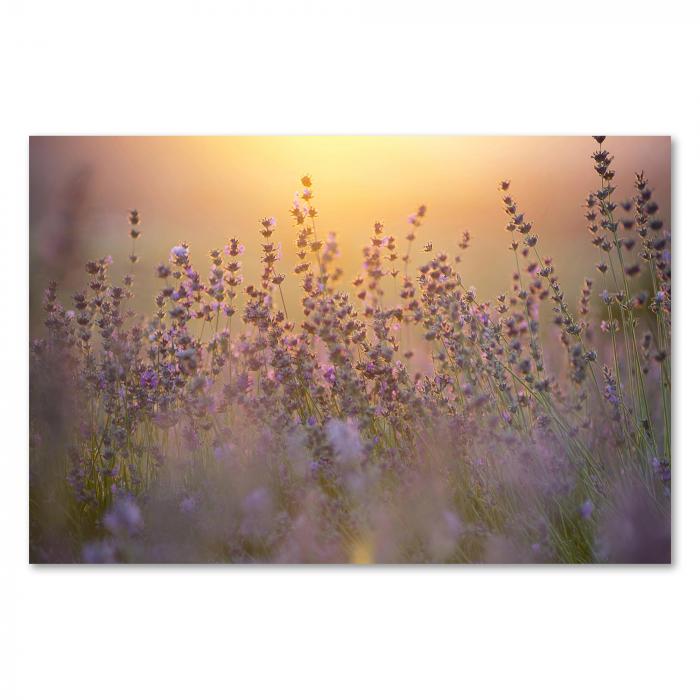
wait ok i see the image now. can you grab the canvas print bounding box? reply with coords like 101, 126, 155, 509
29, 136, 671, 563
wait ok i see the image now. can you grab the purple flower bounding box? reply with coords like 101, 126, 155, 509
579, 499, 594, 519
326, 418, 363, 465
140, 369, 158, 390
82, 539, 117, 564
322, 365, 336, 385
179, 496, 196, 514
240, 487, 274, 538
652, 458, 671, 483
104, 496, 143, 537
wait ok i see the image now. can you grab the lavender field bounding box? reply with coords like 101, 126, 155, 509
29, 136, 671, 563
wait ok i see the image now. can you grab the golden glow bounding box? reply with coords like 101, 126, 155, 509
350, 537, 375, 565
30, 136, 670, 308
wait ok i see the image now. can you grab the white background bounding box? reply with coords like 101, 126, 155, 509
1, 2, 698, 698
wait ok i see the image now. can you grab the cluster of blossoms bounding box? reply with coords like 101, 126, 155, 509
30, 146, 671, 564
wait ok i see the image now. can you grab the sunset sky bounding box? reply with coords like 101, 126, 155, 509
29, 136, 671, 314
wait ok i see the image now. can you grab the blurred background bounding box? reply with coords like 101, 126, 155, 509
29, 136, 670, 328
